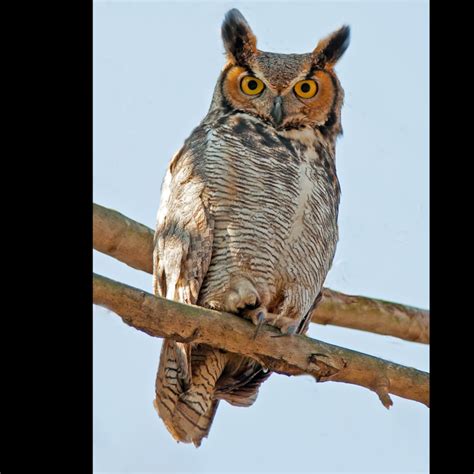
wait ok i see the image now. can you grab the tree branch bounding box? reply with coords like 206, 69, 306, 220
93, 203, 429, 343
317, 288, 429, 344
93, 203, 155, 274
93, 273, 429, 408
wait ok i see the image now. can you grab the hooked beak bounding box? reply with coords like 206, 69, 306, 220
270, 96, 283, 126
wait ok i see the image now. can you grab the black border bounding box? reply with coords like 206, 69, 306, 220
13, 1, 94, 472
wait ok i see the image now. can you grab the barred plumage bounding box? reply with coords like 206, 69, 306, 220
153, 8, 349, 446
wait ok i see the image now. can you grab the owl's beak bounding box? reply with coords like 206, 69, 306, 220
270, 96, 283, 126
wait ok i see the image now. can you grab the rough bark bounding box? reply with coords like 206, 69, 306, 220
93, 203, 154, 274
317, 289, 429, 343
93, 202, 429, 343
93, 273, 429, 408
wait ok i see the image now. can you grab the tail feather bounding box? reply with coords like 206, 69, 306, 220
155, 342, 228, 447
215, 366, 272, 407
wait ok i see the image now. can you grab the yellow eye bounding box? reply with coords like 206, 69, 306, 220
294, 80, 318, 99
240, 76, 265, 96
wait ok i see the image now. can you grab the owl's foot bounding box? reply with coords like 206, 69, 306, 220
267, 315, 298, 337
254, 311, 266, 339
243, 309, 266, 339
224, 277, 259, 314
243, 307, 267, 326
243, 307, 298, 338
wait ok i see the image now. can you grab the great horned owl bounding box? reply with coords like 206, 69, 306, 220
153, 9, 350, 446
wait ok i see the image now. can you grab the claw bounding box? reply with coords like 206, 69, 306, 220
252, 311, 265, 340
286, 325, 297, 335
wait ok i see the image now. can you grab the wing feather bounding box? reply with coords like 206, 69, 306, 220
153, 139, 214, 390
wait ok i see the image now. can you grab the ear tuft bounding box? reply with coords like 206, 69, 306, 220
221, 9, 257, 65
313, 25, 350, 68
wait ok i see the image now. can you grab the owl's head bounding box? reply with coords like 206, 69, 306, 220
212, 9, 350, 135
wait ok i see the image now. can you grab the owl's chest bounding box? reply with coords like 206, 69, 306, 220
195, 118, 339, 301
201, 119, 336, 221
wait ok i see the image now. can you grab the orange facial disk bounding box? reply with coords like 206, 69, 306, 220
222, 66, 261, 111
301, 70, 337, 124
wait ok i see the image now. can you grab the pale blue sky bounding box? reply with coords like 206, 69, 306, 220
93, 1, 429, 472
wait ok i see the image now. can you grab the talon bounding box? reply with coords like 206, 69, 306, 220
252, 311, 265, 340
285, 325, 297, 335
253, 322, 263, 340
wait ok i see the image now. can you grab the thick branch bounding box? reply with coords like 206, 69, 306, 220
93, 273, 429, 408
317, 288, 429, 344
93, 203, 154, 274
93, 203, 429, 343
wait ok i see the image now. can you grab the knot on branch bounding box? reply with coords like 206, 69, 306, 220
308, 353, 346, 381
373, 376, 393, 409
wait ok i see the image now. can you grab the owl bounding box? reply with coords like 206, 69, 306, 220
153, 9, 350, 446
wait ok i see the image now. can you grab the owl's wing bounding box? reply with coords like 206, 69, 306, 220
153, 144, 214, 304
153, 144, 214, 387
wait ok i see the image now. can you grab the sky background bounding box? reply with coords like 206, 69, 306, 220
93, 1, 429, 472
